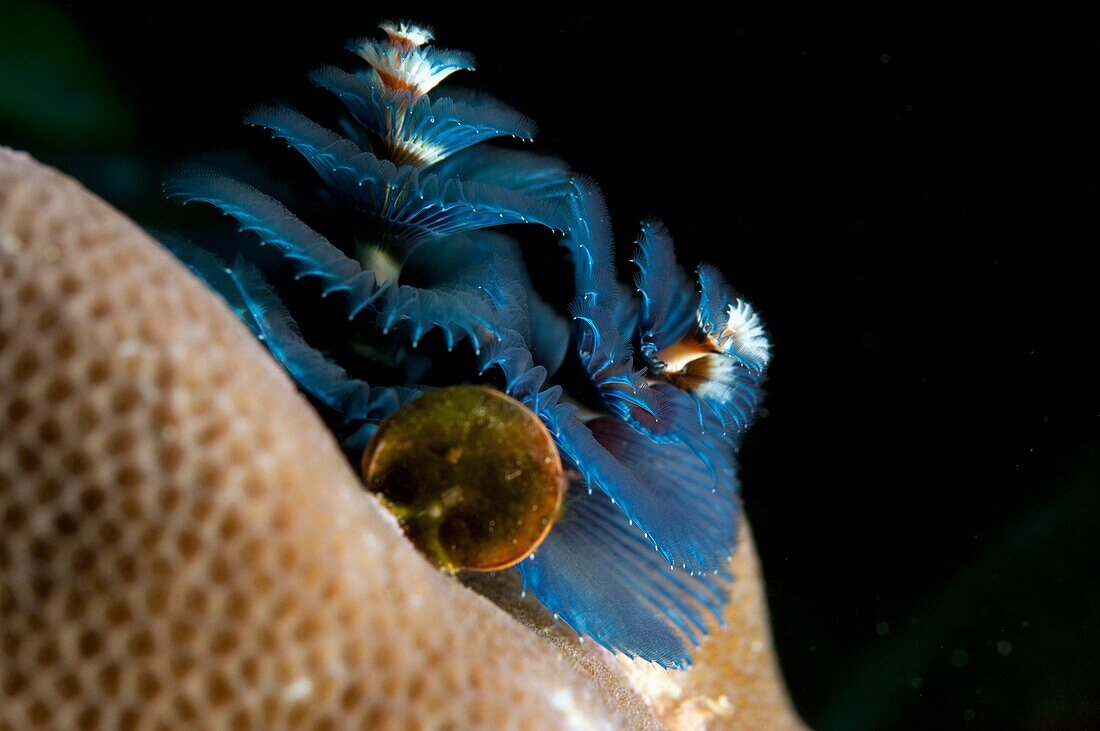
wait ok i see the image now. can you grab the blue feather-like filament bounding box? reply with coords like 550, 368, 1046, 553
163, 21, 772, 667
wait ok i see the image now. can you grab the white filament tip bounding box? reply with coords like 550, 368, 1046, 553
380, 21, 434, 48
717, 299, 771, 370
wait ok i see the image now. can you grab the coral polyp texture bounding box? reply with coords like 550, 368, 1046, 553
0, 148, 658, 730
165, 21, 772, 668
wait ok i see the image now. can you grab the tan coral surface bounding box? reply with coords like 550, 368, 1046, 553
0, 149, 806, 730
0, 149, 655, 730
619, 522, 808, 730
468, 521, 807, 731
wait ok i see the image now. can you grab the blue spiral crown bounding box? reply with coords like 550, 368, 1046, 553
164, 20, 772, 668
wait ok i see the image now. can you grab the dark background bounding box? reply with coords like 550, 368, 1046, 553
2, 3, 1097, 728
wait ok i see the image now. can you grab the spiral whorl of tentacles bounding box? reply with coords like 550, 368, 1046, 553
164, 21, 771, 669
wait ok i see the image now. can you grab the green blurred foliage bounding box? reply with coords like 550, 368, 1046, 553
0, 0, 135, 146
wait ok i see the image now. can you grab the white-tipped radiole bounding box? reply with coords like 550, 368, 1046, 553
714, 299, 771, 371
355, 26, 475, 98
380, 21, 434, 49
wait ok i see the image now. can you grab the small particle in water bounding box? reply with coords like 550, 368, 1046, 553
963, 709, 976, 721
997, 640, 1013, 656
951, 650, 970, 668
911, 676, 924, 690
876, 621, 890, 637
